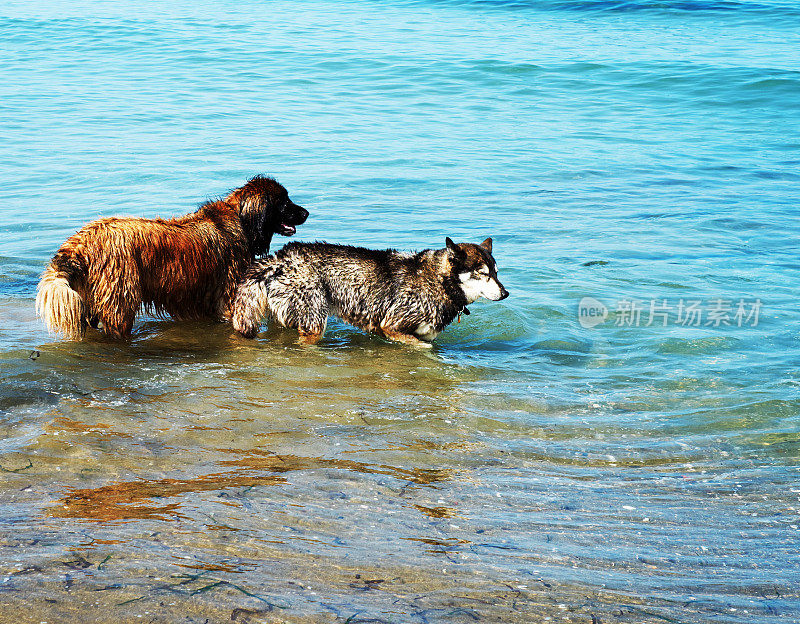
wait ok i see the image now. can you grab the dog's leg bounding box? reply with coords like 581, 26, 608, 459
274, 281, 328, 346
104, 314, 135, 339
232, 259, 283, 338
383, 331, 433, 348
297, 329, 323, 346
232, 282, 268, 338
295, 311, 327, 346
95, 265, 140, 339
100, 299, 136, 339
379, 321, 433, 348
386, 332, 433, 349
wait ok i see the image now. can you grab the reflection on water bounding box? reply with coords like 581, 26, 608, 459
49, 471, 288, 522
1, 300, 797, 622
47, 451, 453, 522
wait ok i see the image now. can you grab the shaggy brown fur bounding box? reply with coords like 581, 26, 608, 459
36, 175, 308, 339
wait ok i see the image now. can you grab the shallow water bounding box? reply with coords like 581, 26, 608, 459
1, 0, 800, 622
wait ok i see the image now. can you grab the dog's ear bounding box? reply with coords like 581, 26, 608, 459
479, 237, 493, 253
446, 237, 463, 258
239, 193, 272, 256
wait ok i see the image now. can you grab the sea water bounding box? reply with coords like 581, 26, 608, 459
1, 0, 799, 622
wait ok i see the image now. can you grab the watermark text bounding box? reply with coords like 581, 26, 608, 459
578, 297, 761, 329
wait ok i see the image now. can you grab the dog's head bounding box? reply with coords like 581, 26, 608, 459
445, 237, 509, 304
228, 175, 309, 256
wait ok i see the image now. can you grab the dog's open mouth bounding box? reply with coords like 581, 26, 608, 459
277, 223, 297, 236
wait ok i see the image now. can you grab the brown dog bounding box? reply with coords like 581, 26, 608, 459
36, 175, 308, 339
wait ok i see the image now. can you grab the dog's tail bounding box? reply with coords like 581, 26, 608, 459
35, 257, 88, 340
232, 258, 279, 339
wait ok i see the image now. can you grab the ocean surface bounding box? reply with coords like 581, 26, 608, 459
1, 0, 799, 622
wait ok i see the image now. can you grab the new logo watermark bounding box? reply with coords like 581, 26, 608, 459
577, 297, 761, 328
578, 297, 609, 328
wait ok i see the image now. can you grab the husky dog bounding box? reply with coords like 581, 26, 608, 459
232, 237, 509, 346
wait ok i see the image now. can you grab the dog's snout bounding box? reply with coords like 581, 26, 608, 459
291, 203, 309, 224
499, 287, 509, 300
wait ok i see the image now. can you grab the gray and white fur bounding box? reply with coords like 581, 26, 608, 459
232, 237, 509, 346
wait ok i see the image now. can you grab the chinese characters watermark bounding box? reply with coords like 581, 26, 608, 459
578, 297, 761, 329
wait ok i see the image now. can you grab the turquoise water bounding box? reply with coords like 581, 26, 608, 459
1, 0, 799, 622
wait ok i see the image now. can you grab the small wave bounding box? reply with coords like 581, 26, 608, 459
414, 0, 800, 18
0, 257, 40, 299
656, 335, 740, 356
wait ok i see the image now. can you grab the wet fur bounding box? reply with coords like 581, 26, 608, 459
232, 238, 508, 346
36, 175, 307, 339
